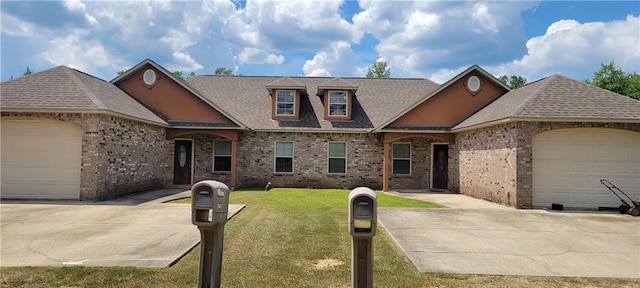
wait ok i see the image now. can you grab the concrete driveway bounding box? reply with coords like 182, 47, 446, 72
379, 192, 640, 278
0, 189, 244, 267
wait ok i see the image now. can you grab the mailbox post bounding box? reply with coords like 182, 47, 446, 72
192, 180, 229, 288
348, 187, 377, 288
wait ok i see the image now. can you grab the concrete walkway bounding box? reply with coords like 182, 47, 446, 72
1, 188, 244, 267
379, 191, 640, 278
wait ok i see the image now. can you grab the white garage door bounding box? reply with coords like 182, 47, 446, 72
1, 119, 82, 199
533, 128, 640, 209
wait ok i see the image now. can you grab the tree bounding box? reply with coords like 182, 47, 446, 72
172, 70, 185, 80
498, 75, 527, 89
116, 69, 126, 76
366, 61, 391, 78
588, 61, 640, 100
214, 67, 233, 75
23, 66, 32, 76
187, 71, 197, 80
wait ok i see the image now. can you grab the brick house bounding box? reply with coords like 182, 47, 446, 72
2, 59, 638, 209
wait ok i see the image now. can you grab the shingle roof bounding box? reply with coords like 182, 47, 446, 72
265, 77, 307, 90
1, 66, 167, 125
318, 78, 358, 89
187, 76, 440, 131
454, 74, 640, 130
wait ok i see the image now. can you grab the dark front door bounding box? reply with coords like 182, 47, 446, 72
173, 140, 192, 185
432, 144, 448, 190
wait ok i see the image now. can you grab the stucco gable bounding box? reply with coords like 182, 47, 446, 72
112, 59, 245, 129
378, 65, 509, 131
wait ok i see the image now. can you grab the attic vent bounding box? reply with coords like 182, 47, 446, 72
467, 76, 480, 92
143, 69, 157, 86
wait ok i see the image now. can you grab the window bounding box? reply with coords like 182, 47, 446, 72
275, 141, 294, 173
276, 90, 295, 116
392, 143, 411, 175
328, 142, 346, 174
213, 140, 231, 172
328, 91, 347, 116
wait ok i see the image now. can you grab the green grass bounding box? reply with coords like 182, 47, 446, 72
2, 188, 638, 287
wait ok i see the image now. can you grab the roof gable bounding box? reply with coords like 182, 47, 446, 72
112, 59, 245, 129
377, 65, 509, 131
1, 66, 166, 125
454, 75, 640, 130
265, 77, 307, 93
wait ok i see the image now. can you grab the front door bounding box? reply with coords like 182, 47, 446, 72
173, 140, 192, 185
432, 144, 448, 190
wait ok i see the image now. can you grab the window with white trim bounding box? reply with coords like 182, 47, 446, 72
275, 141, 294, 173
213, 140, 231, 172
328, 142, 346, 174
328, 91, 347, 116
276, 90, 295, 116
392, 143, 411, 175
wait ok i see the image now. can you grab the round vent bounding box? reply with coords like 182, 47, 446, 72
467, 76, 481, 92
143, 69, 157, 86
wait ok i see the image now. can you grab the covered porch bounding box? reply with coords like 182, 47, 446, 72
166, 128, 240, 189
381, 132, 456, 192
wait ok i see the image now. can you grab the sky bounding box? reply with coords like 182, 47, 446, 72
1, 0, 638, 84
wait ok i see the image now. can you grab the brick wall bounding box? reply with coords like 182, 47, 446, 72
193, 135, 232, 185
456, 121, 640, 208
456, 123, 518, 206
93, 115, 171, 199
1, 113, 172, 200
387, 138, 433, 190
234, 132, 384, 189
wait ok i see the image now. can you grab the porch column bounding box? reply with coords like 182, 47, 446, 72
231, 139, 237, 189
383, 142, 390, 191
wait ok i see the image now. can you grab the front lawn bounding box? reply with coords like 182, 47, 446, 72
1, 189, 636, 287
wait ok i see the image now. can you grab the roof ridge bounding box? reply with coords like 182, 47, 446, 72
195, 74, 430, 81
511, 75, 556, 116
62, 66, 107, 110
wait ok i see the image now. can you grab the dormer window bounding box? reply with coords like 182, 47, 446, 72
276, 90, 296, 116
318, 78, 358, 121
266, 78, 306, 120
328, 91, 348, 116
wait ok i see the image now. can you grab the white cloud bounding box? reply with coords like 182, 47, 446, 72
427, 15, 640, 83
170, 52, 204, 72
41, 30, 120, 72
161, 28, 195, 51
546, 19, 581, 34
238, 48, 285, 64
302, 41, 355, 76
63, 0, 86, 12
499, 15, 640, 81
63, 0, 98, 26
472, 2, 498, 33
226, 0, 358, 51
0, 12, 36, 37
353, 1, 538, 77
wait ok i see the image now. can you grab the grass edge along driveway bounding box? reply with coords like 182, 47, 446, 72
2, 188, 637, 287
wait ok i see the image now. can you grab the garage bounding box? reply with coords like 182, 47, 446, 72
1, 119, 82, 199
532, 128, 640, 209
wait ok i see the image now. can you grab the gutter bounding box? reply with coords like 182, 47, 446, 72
451, 117, 640, 133
0, 108, 169, 127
